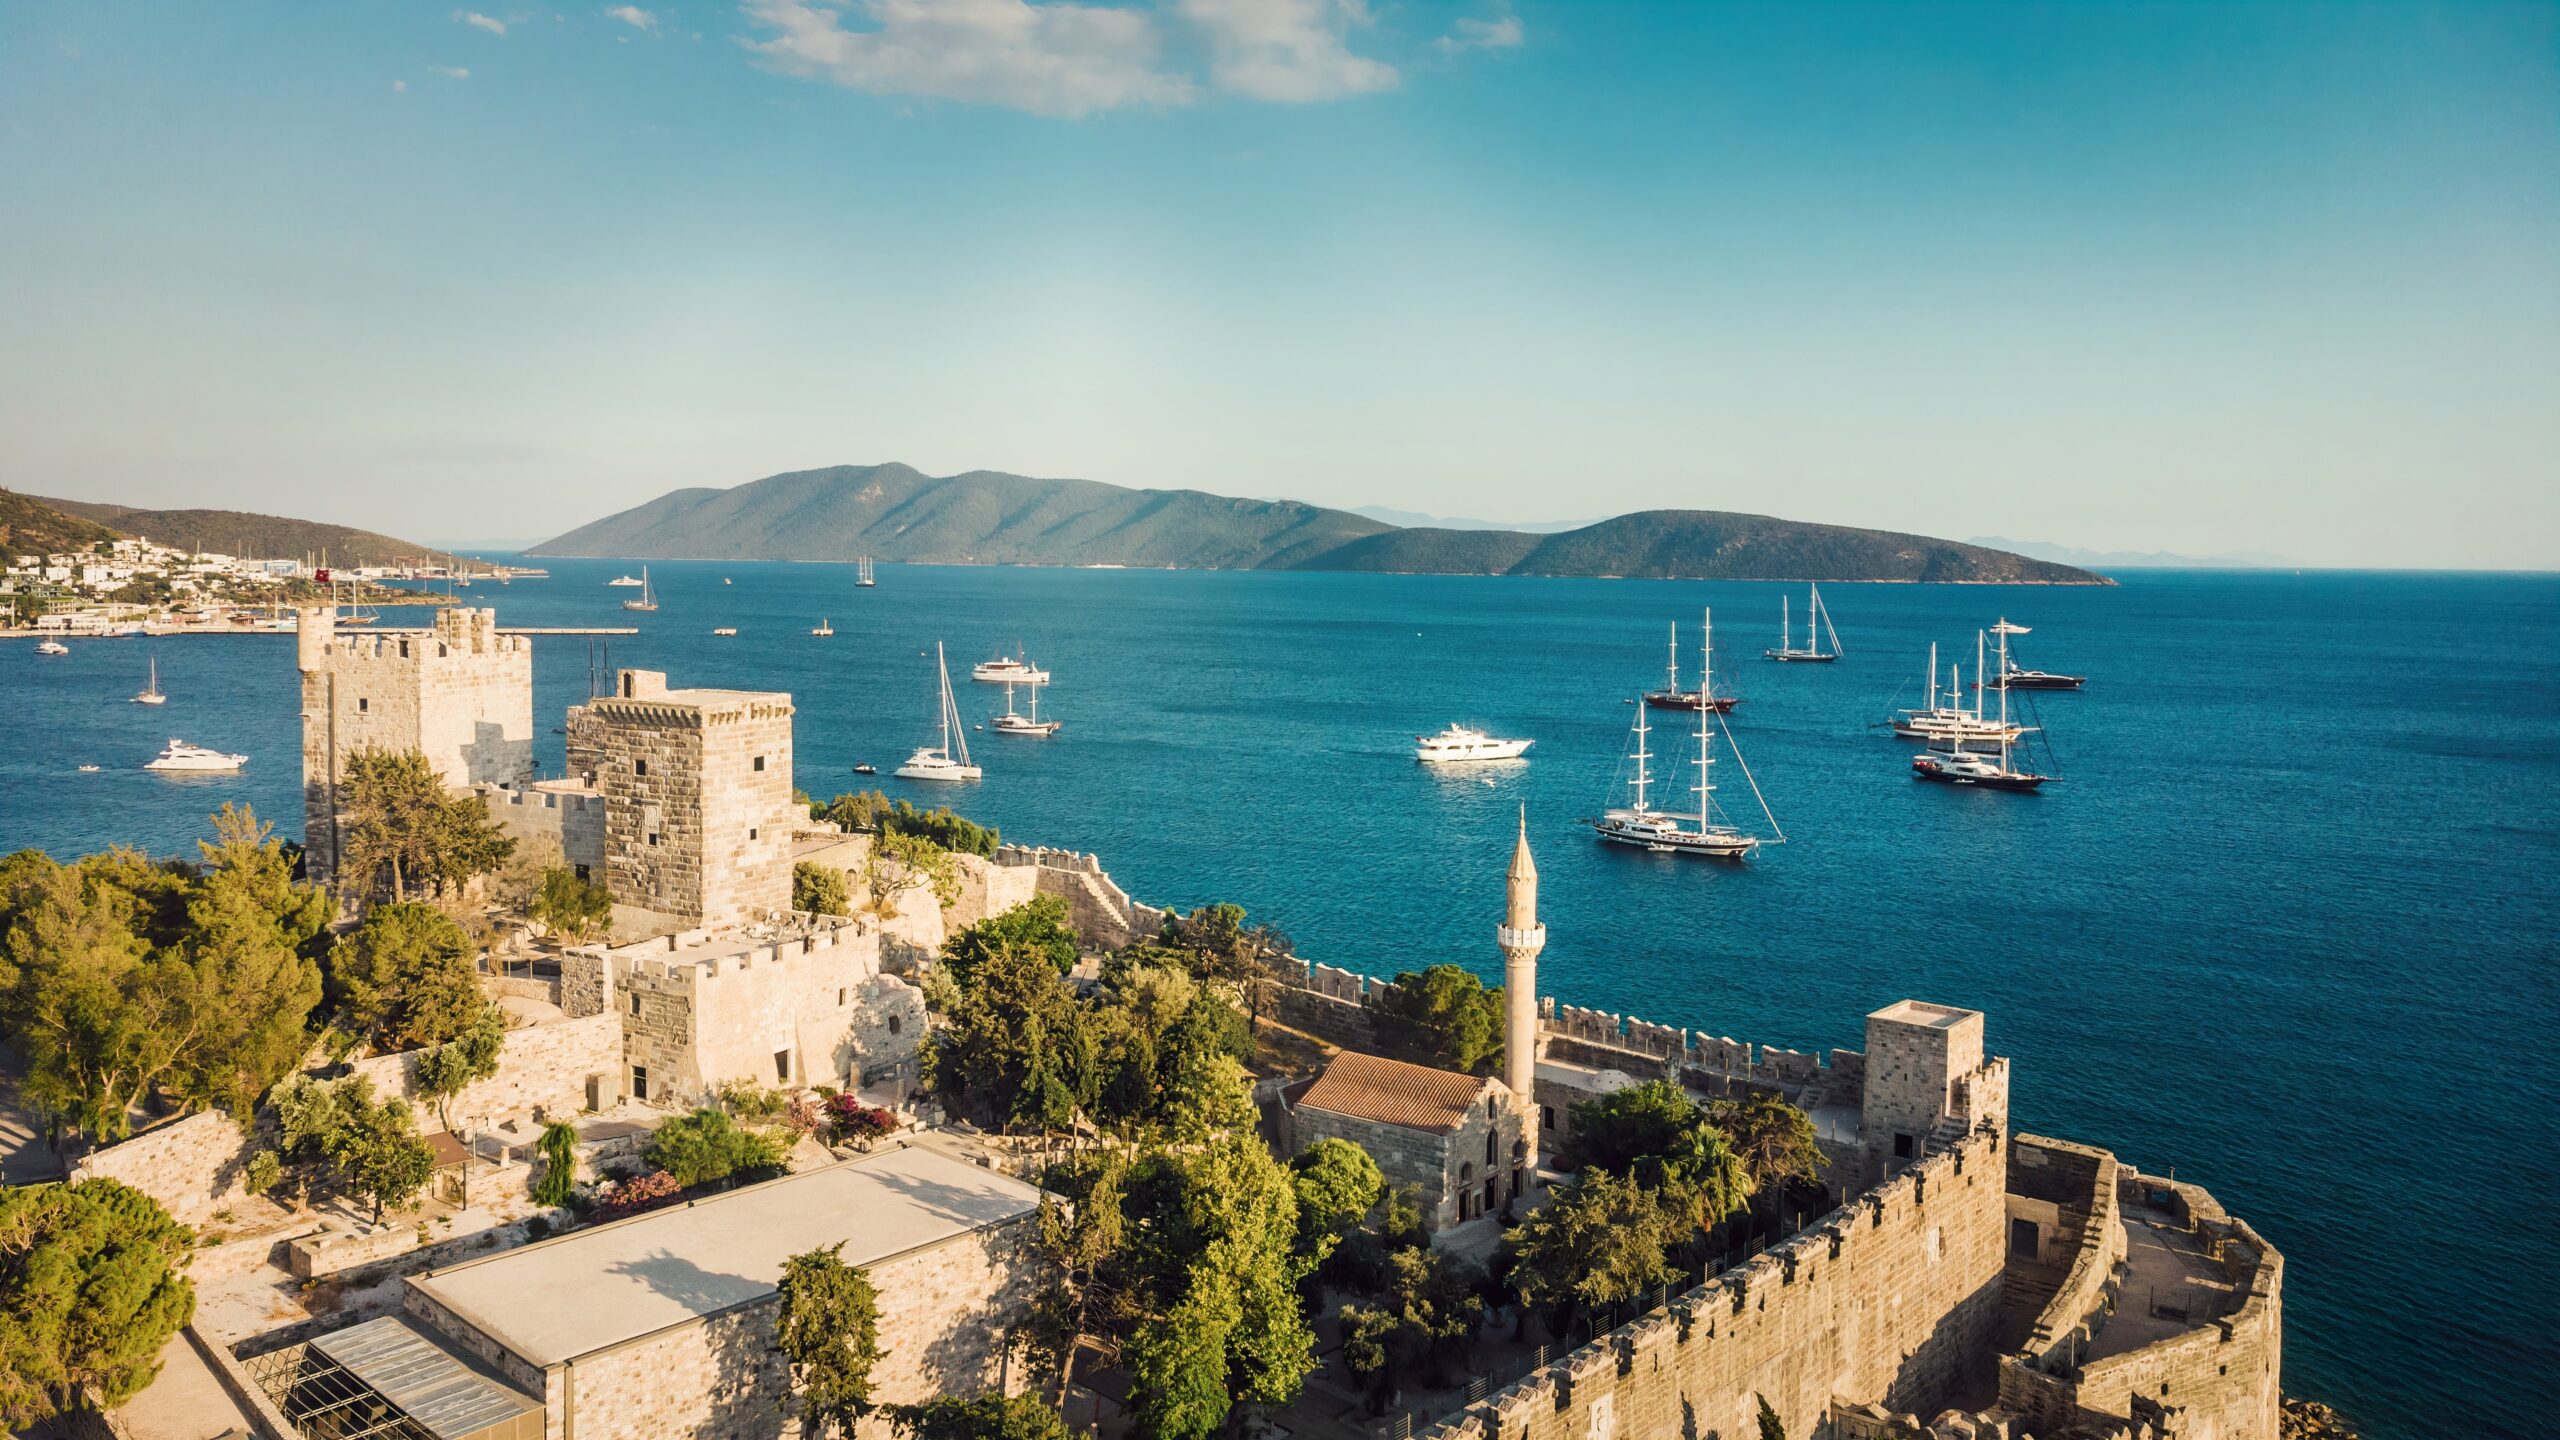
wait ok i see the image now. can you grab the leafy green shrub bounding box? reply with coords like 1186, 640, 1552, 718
532, 1120, 580, 1209
242, 1151, 283, 1197
794, 861, 852, 917
643, 1107, 787, 1189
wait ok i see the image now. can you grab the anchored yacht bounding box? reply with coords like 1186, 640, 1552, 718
145, 738, 247, 772
132, 657, 167, 705
1766, 583, 1844, 662
1642, 620, 1737, 712
895, 643, 982, 781
991, 679, 1061, 738
35, 639, 69, 656
606, 574, 645, 587
1414, 724, 1532, 764
1889, 639, 2029, 752
972, 649, 1049, 685
1914, 624, 2053, 791
1591, 610, 1780, 859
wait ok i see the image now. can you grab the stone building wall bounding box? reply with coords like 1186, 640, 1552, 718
298, 606, 533, 886
616, 921, 926, 1107
569, 671, 796, 928
1862, 1001, 1988, 1184
66, 1110, 260, 1230
341, 1013, 623, 1128
1289, 1083, 1526, 1231
1417, 1126, 2011, 1440
2004, 1134, 2120, 1323
476, 781, 608, 880
417, 1217, 1035, 1440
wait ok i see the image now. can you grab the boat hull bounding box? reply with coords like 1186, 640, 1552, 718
1911, 757, 2047, 790
894, 761, 982, 781
1589, 816, 1756, 859
1993, 673, 2085, 690
1641, 692, 1738, 713
1764, 650, 1837, 663
992, 720, 1061, 737
1415, 739, 1532, 763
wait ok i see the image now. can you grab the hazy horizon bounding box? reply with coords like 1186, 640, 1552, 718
3, 2, 2553, 569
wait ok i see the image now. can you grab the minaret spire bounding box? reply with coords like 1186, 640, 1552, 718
1497, 806, 1547, 1183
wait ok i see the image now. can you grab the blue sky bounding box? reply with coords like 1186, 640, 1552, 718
2, 1, 2553, 566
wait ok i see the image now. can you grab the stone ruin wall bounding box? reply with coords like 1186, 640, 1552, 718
615, 921, 925, 1107
1419, 1126, 2011, 1440
340, 1012, 623, 1129
1996, 1170, 2283, 1440
66, 1110, 261, 1231
2003, 1135, 2125, 1347
994, 845, 1167, 951
477, 782, 608, 880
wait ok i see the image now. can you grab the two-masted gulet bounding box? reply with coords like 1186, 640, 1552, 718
1642, 619, 1737, 712
1913, 622, 2053, 791
1591, 609, 1782, 860
1765, 582, 1843, 662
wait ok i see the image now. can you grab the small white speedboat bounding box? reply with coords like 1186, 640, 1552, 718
712, 627, 737, 637
35, 639, 69, 655
607, 574, 645, 587
145, 738, 247, 773
77, 764, 100, 773
1414, 724, 1532, 764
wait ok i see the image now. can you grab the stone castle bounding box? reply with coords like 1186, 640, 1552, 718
253, 604, 2284, 1440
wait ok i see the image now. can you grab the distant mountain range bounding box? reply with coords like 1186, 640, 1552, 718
534, 463, 2108, 584
1969, 536, 2287, 570
32, 495, 457, 569
1348, 505, 1596, 534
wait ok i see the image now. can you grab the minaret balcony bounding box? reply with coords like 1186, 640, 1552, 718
1496, 924, 1546, 951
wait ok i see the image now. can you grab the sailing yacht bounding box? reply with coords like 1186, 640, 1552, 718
895, 644, 983, 781
811, 618, 834, 637
1765, 583, 1843, 662
1414, 724, 1532, 763
972, 648, 1049, 685
1591, 610, 1780, 859
1915, 625, 2053, 790
991, 679, 1062, 737
1642, 620, 1737, 712
132, 657, 167, 705
619, 568, 658, 612
856, 557, 877, 587
1889, 640, 2027, 751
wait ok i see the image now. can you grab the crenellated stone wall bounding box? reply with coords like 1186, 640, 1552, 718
993, 845, 1167, 950
612, 916, 926, 1106
1418, 1126, 2011, 1440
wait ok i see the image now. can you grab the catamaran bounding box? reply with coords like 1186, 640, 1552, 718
856, 557, 877, 588
132, 656, 166, 705
146, 738, 246, 772
1978, 618, 2085, 690
991, 678, 1061, 737
1642, 620, 1737, 712
1915, 625, 2053, 790
619, 568, 657, 613
1889, 639, 2027, 751
1414, 724, 1532, 763
972, 648, 1049, 685
1766, 583, 1843, 662
895, 643, 983, 781
1591, 610, 1780, 859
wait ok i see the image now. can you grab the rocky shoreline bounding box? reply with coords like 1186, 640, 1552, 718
2282, 1399, 2362, 1439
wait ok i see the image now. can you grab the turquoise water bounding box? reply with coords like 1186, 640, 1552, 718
3, 563, 2554, 1438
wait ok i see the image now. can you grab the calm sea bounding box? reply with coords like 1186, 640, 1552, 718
3, 562, 2554, 1438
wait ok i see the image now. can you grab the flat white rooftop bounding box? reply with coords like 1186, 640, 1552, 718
1869, 999, 1979, 1030
409, 1144, 1040, 1367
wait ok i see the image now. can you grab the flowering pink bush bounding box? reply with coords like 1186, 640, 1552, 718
594, 1169, 681, 1220
825, 1095, 897, 1146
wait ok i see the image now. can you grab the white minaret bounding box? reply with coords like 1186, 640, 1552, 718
1498, 806, 1546, 1170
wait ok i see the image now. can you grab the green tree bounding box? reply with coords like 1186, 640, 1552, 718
412, 1005, 507, 1133
1368, 965, 1504, 1073
925, 943, 1094, 1133
1289, 1138, 1384, 1268
794, 861, 852, 917
327, 901, 486, 1052
774, 1242, 884, 1440
337, 747, 515, 902
1558, 1080, 1706, 1176
885, 1396, 1072, 1440
1335, 1246, 1485, 1414
641, 1107, 786, 1189
177, 806, 327, 1117
1, 865, 193, 1142
866, 830, 960, 916
943, 894, 1078, 984
1707, 1092, 1825, 1196
0, 1179, 197, 1426
1505, 1170, 1683, 1340
1022, 1152, 1131, 1409
270, 1074, 436, 1223
531, 867, 613, 942
532, 1120, 580, 1209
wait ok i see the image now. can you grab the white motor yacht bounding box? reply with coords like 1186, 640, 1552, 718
895, 643, 983, 781
1414, 724, 1532, 763
971, 649, 1049, 684
35, 639, 69, 655
145, 738, 247, 772
606, 574, 645, 587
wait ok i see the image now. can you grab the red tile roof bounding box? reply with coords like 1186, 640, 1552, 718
1295, 1051, 1493, 1135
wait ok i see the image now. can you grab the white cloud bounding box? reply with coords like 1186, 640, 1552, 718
741, 0, 1197, 118
1176, 0, 1394, 103
606, 4, 660, 29
1433, 13, 1519, 56
393, 78, 410, 91
456, 10, 509, 35
433, 65, 473, 78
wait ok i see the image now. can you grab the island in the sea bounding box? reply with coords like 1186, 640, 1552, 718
529, 461, 2111, 583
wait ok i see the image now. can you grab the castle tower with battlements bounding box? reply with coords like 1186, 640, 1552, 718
298, 605, 533, 889
1498, 807, 1546, 1169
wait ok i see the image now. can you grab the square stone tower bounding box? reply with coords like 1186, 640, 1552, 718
567, 669, 796, 928
1860, 999, 1988, 1184
298, 606, 533, 888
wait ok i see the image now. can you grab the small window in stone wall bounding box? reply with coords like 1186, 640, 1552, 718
648, 833, 661, 847
888, 1014, 901, 1036
774, 1050, 792, 1082
631, 1065, 649, 1101
1894, 1132, 1916, 1159
837, 988, 847, 1006
753, 755, 766, 771
635, 759, 648, 777
398, 640, 410, 658
748, 827, 759, 841
630, 993, 642, 1017
357, 697, 369, 713
575, 863, 590, 881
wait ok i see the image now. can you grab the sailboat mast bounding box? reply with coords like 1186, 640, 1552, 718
1666, 621, 1679, 693
1630, 700, 1652, 811
1696, 609, 1716, 823
1997, 626, 2013, 771
1926, 642, 1939, 711
1781, 594, 1790, 652
1975, 630, 1987, 719
936, 642, 953, 753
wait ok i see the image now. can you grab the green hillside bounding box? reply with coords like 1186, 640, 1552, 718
532, 463, 2110, 584
0, 489, 123, 557
33, 496, 457, 569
